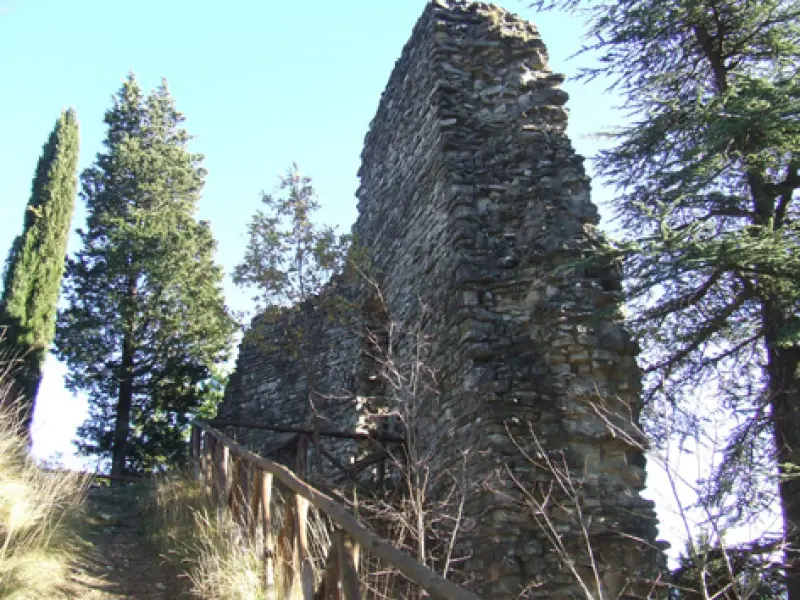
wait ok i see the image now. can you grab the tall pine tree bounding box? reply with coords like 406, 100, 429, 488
531, 0, 800, 594
56, 75, 234, 475
1, 109, 79, 433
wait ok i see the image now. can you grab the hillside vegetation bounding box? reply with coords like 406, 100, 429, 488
0, 360, 88, 598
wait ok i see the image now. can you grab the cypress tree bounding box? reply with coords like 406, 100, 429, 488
56, 75, 235, 475
0, 109, 80, 432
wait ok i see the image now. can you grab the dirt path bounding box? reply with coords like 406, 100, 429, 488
65, 485, 191, 599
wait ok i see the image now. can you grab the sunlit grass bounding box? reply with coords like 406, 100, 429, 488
142, 472, 266, 600
0, 398, 89, 599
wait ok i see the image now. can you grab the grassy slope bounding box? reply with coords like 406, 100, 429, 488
0, 404, 88, 599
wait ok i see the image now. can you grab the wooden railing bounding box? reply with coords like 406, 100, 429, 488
190, 420, 482, 600
206, 418, 403, 485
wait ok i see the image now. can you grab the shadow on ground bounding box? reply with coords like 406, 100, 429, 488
66, 484, 191, 600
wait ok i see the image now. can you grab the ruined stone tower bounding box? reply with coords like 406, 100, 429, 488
219, 1, 666, 597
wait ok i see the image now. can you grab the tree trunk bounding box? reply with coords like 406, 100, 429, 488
111, 328, 135, 479
764, 302, 800, 600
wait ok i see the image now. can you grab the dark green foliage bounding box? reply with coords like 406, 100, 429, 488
56, 75, 235, 475
234, 164, 351, 312
530, 0, 800, 594
670, 541, 785, 599
234, 165, 351, 408
233, 165, 351, 346
0, 109, 80, 431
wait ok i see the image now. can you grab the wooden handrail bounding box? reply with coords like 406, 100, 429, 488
191, 420, 482, 600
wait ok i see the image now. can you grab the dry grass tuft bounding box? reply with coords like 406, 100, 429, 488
142, 472, 266, 600
0, 400, 89, 599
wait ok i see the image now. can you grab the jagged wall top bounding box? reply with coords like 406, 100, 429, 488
355, 0, 581, 279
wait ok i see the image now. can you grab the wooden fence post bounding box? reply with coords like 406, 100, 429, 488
335, 529, 361, 600
249, 465, 261, 540
202, 432, 216, 498
294, 494, 314, 599
190, 425, 201, 479
229, 455, 240, 519
317, 528, 361, 600
232, 456, 250, 528
260, 471, 275, 599
214, 441, 230, 513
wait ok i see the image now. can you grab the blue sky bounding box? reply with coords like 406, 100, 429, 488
0, 1, 622, 467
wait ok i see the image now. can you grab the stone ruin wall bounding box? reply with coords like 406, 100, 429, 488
219, 1, 666, 597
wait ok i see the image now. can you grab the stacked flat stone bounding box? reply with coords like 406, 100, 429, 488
220, 1, 667, 597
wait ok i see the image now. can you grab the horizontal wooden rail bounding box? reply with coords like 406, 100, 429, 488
208, 418, 405, 443
191, 420, 481, 600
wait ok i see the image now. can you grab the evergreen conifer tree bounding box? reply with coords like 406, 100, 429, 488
670, 540, 784, 599
56, 75, 235, 475
234, 164, 350, 311
531, 0, 800, 593
233, 165, 350, 412
1, 109, 80, 432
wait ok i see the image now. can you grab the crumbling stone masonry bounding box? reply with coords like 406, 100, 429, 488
219, 0, 667, 597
